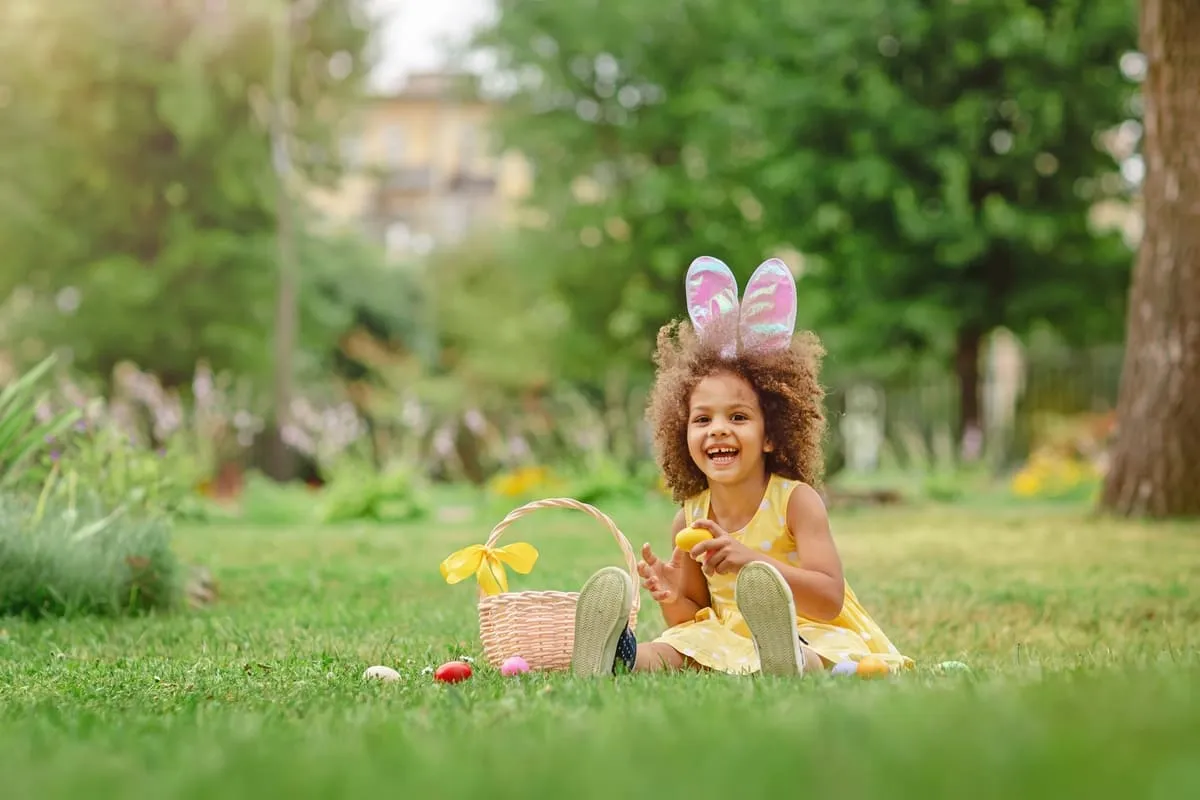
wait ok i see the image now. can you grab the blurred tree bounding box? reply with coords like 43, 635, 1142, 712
1099, 0, 1200, 519
470, 0, 783, 386
331, 233, 568, 478
472, 0, 1139, 448
0, 0, 375, 388
747, 0, 1140, 452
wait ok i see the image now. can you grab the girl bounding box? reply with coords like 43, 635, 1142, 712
570, 256, 913, 677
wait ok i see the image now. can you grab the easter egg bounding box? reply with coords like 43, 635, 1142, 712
362, 665, 401, 682
831, 660, 858, 676
856, 657, 890, 678
434, 660, 473, 683
674, 526, 713, 552
500, 656, 530, 676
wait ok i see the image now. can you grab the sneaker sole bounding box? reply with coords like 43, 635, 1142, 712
737, 561, 804, 677
570, 567, 634, 677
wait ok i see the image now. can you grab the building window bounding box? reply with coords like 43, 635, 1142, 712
459, 124, 477, 168
339, 135, 361, 169
441, 197, 474, 242
383, 124, 405, 167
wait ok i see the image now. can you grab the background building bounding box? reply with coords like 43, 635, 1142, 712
307, 71, 532, 258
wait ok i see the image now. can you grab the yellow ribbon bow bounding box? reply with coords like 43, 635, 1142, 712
439, 542, 539, 595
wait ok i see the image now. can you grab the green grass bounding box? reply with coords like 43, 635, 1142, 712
1, 494, 1199, 798
0, 493, 182, 619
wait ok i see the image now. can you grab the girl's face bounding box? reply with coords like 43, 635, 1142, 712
686, 371, 772, 486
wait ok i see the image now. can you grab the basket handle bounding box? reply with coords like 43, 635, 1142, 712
481, 497, 641, 614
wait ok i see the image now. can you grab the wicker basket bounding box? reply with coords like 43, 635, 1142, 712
476, 497, 640, 672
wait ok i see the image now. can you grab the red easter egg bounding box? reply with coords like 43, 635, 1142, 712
434, 660, 473, 683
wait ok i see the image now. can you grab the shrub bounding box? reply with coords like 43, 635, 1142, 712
559, 458, 662, 506
0, 354, 81, 492
0, 492, 182, 619
238, 470, 321, 525
318, 462, 431, 523
487, 465, 560, 500
1010, 451, 1101, 502
36, 415, 210, 520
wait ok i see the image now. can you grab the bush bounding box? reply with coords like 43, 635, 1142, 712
318, 462, 431, 523
0, 353, 81, 492
238, 470, 322, 525
1009, 451, 1101, 502
0, 492, 182, 619
33, 417, 211, 520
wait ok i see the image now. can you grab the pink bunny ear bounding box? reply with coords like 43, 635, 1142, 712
685, 256, 740, 358
738, 258, 797, 353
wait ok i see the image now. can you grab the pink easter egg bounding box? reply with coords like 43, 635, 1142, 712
500, 656, 530, 676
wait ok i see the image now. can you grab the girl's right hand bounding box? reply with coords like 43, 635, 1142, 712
636, 542, 687, 604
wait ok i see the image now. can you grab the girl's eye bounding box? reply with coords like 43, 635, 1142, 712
692, 416, 709, 424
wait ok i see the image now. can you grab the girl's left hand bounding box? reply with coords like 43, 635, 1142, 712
687, 519, 760, 576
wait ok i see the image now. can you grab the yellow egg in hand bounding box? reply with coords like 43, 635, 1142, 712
674, 526, 713, 552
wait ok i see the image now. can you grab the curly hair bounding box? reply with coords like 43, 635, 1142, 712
646, 317, 827, 503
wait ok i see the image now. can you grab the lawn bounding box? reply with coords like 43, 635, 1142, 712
1, 493, 1198, 798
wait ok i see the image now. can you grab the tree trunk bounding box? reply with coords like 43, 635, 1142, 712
955, 326, 984, 461
1099, 0, 1200, 518
263, 3, 300, 483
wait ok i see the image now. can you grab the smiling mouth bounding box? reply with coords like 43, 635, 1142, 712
705, 446, 739, 466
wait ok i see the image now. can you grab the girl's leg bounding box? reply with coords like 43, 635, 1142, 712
737, 561, 820, 676
572, 567, 692, 676
799, 644, 826, 673
634, 641, 689, 672
571, 566, 637, 677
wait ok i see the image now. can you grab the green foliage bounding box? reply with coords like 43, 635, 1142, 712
237, 470, 323, 525
558, 457, 663, 506
235, 465, 435, 526
473, 0, 1139, 384
0, 491, 182, 619
339, 233, 568, 481
746, 0, 1140, 375
0, 355, 82, 491
35, 419, 212, 521
339, 233, 583, 484
419, 233, 569, 392
299, 226, 433, 382
0, 1, 376, 386
318, 462, 431, 524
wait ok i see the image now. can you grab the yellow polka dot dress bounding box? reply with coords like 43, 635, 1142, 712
653, 473, 914, 674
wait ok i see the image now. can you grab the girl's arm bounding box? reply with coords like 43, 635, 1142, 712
658, 509, 711, 627
775, 483, 846, 622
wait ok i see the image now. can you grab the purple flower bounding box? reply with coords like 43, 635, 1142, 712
50, 450, 60, 462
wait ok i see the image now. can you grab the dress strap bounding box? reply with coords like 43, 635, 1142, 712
683, 489, 709, 526
769, 475, 798, 509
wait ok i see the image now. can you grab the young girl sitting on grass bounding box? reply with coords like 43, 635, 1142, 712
570, 256, 913, 677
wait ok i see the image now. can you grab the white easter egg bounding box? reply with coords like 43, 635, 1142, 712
363, 665, 401, 682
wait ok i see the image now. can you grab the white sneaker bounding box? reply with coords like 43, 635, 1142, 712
570, 566, 635, 677
736, 561, 806, 676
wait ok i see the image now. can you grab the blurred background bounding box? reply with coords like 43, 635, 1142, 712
0, 0, 1149, 528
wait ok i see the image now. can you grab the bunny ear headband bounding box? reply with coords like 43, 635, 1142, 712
684, 256, 797, 358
